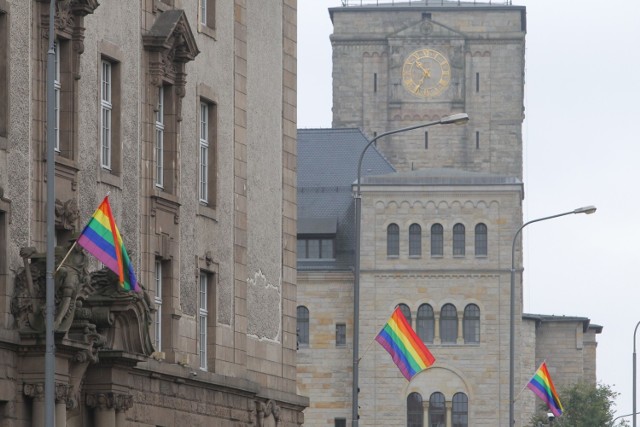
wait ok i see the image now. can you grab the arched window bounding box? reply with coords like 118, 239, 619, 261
417, 304, 435, 343
475, 223, 487, 256
407, 392, 424, 427
387, 223, 400, 256
398, 303, 412, 326
463, 304, 480, 343
429, 392, 446, 427
452, 393, 469, 427
440, 303, 458, 343
453, 223, 465, 256
409, 223, 422, 257
431, 223, 443, 257
297, 306, 309, 347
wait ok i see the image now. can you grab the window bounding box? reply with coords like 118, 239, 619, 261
100, 60, 112, 169
297, 306, 309, 347
453, 223, 465, 256
452, 393, 469, 427
407, 392, 423, 427
476, 72, 480, 93
387, 223, 399, 256
54, 39, 61, 152
463, 304, 480, 344
154, 259, 163, 351
199, 0, 215, 29
334, 419, 346, 427
428, 392, 446, 427
297, 237, 334, 259
398, 303, 411, 326
440, 303, 458, 343
431, 224, 443, 256
336, 323, 346, 347
409, 223, 421, 257
417, 304, 434, 343
199, 272, 209, 369
475, 223, 487, 256
0, 8, 8, 142
475, 131, 480, 149
155, 87, 165, 188
373, 72, 377, 92
424, 131, 428, 149
199, 100, 217, 206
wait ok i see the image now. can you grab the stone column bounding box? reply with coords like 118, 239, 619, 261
114, 393, 133, 427
457, 317, 464, 344
86, 392, 116, 427
446, 400, 453, 427
55, 383, 70, 426
434, 314, 441, 344
23, 383, 45, 427
422, 400, 430, 425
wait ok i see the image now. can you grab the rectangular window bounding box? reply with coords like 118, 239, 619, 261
101, 60, 112, 169
199, 0, 215, 29
476, 131, 480, 150
199, 272, 208, 369
297, 237, 335, 259
155, 87, 165, 188
373, 73, 377, 93
336, 323, 346, 347
335, 418, 347, 427
199, 102, 209, 203
154, 259, 162, 351
54, 40, 61, 152
476, 72, 480, 93
424, 131, 429, 149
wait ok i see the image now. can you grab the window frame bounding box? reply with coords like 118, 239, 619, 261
199, 101, 209, 203
428, 392, 446, 427
387, 223, 400, 257
475, 223, 488, 257
407, 392, 424, 427
336, 323, 346, 347
453, 223, 466, 256
409, 223, 422, 257
100, 60, 112, 170
431, 223, 443, 257
297, 235, 335, 260
297, 306, 309, 348
417, 303, 435, 343
199, 272, 209, 369
452, 392, 469, 427
440, 303, 458, 344
463, 304, 480, 344
154, 259, 163, 352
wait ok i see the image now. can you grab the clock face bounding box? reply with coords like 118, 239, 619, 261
402, 48, 451, 98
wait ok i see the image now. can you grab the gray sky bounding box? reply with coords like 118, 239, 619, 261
297, 0, 640, 420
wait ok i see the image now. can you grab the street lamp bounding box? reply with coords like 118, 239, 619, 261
633, 321, 640, 427
509, 205, 597, 426
352, 113, 469, 427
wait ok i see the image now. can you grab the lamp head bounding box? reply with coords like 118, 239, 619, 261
573, 205, 597, 215
440, 113, 469, 125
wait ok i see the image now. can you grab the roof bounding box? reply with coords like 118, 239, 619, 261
297, 128, 395, 270
523, 313, 603, 334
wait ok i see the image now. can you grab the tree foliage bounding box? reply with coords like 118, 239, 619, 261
528, 382, 624, 427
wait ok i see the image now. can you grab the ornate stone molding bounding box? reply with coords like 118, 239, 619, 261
86, 392, 114, 410
23, 383, 45, 401
55, 198, 79, 231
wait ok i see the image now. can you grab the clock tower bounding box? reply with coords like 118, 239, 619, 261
330, 4, 526, 178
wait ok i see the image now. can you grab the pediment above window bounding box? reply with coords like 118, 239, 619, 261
143, 9, 199, 65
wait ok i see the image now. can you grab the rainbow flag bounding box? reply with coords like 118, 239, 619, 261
77, 196, 139, 292
375, 307, 436, 380
527, 362, 564, 417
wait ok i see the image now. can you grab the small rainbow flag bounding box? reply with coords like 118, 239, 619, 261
77, 196, 139, 292
375, 306, 436, 381
527, 362, 564, 417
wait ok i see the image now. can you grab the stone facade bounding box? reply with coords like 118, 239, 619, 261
296, 3, 600, 427
0, 0, 306, 426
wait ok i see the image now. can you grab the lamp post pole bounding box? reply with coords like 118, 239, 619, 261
633, 321, 640, 427
509, 206, 597, 426
351, 113, 469, 427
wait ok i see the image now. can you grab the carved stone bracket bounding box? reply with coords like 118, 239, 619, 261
114, 393, 133, 413
85, 392, 115, 410
255, 399, 282, 427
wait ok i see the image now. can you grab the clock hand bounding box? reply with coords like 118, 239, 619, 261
416, 60, 431, 78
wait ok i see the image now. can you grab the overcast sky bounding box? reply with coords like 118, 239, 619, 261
298, 0, 640, 420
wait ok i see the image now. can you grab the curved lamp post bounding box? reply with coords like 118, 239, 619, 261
509, 205, 597, 426
352, 113, 469, 427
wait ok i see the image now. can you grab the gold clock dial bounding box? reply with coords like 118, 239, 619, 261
402, 48, 451, 98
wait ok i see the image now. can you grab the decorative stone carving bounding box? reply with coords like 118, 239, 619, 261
114, 393, 133, 413
255, 399, 281, 427
23, 383, 45, 401
85, 392, 115, 410
55, 198, 80, 231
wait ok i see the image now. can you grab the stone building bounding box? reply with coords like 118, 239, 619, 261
0, 0, 306, 426
296, 2, 600, 427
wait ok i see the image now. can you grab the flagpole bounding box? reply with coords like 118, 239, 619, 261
54, 241, 78, 273
44, 0, 57, 425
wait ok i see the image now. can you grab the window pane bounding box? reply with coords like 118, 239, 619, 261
452, 393, 469, 427
440, 304, 458, 343
453, 223, 465, 255
398, 303, 411, 326
407, 392, 423, 427
387, 223, 399, 256
429, 392, 446, 427
417, 304, 434, 343
321, 239, 334, 259
409, 223, 421, 256
297, 306, 309, 346
307, 239, 320, 258
336, 323, 346, 347
463, 304, 480, 343
431, 224, 443, 256
475, 223, 487, 256
297, 239, 306, 258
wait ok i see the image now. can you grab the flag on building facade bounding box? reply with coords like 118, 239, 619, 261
527, 361, 564, 417
77, 196, 139, 291
375, 306, 436, 380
